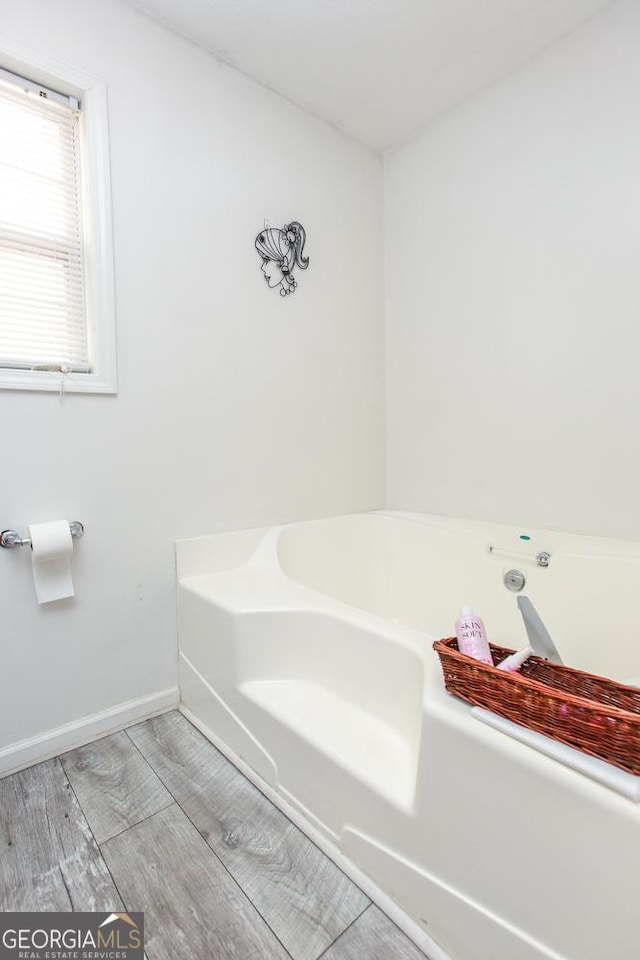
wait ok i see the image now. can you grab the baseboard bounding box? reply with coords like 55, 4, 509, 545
0, 687, 179, 779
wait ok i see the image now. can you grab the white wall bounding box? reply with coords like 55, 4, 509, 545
385, 0, 640, 540
0, 0, 384, 756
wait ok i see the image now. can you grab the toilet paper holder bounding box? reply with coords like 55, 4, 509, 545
1, 521, 84, 549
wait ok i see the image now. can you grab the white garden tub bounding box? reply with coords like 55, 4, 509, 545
176, 512, 640, 960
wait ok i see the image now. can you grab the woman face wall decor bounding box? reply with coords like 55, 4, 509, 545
255, 221, 309, 297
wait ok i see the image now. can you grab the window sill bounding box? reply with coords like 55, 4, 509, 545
0, 369, 117, 394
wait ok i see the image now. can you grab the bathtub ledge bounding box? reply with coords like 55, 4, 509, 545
239, 677, 419, 811
472, 707, 640, 801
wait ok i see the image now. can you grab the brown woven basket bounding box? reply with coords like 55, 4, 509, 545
433, 637, 640, 775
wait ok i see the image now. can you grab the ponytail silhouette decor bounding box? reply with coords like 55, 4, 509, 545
255, 220, 309, 297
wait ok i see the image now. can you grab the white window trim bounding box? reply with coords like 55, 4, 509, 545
0, 35, 117, 394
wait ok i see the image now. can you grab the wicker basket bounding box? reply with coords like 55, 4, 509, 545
433, 637, 640, 775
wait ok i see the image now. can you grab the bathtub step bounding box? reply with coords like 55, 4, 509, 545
239, 679, 417, 810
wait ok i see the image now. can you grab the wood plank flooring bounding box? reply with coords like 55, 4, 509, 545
102, 804, 289, 960
0, 758, 123, 912
0, 710, 431, 960
321, 904, 429, 960
61, 729, 173, 843
128, 712, 370, 960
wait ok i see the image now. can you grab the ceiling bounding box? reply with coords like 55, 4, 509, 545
124, 0, 618, 151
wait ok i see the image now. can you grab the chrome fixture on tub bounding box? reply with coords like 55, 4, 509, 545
489, 544, 551, 568
504, 569, 526, 592
517, 595, 563, 664
0, 520, 84, 549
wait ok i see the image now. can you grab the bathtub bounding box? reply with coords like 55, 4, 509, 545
176, 511, 640, 960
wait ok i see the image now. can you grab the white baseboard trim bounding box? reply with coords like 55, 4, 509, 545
0, 687, 179, 779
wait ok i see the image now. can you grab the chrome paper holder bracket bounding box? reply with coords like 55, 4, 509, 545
0, 521, 84, 549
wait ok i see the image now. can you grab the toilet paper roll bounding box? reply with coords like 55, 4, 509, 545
29, 520, 75, 604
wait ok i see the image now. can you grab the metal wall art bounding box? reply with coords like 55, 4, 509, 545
255, 221, 309, 297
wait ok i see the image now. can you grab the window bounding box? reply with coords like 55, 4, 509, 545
0, 42, 116, 393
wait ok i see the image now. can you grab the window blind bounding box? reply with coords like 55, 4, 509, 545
0, 68, 89, 372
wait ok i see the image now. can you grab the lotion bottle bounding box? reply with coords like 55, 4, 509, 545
455, 607, 493, 664
497, 645, 533, 673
